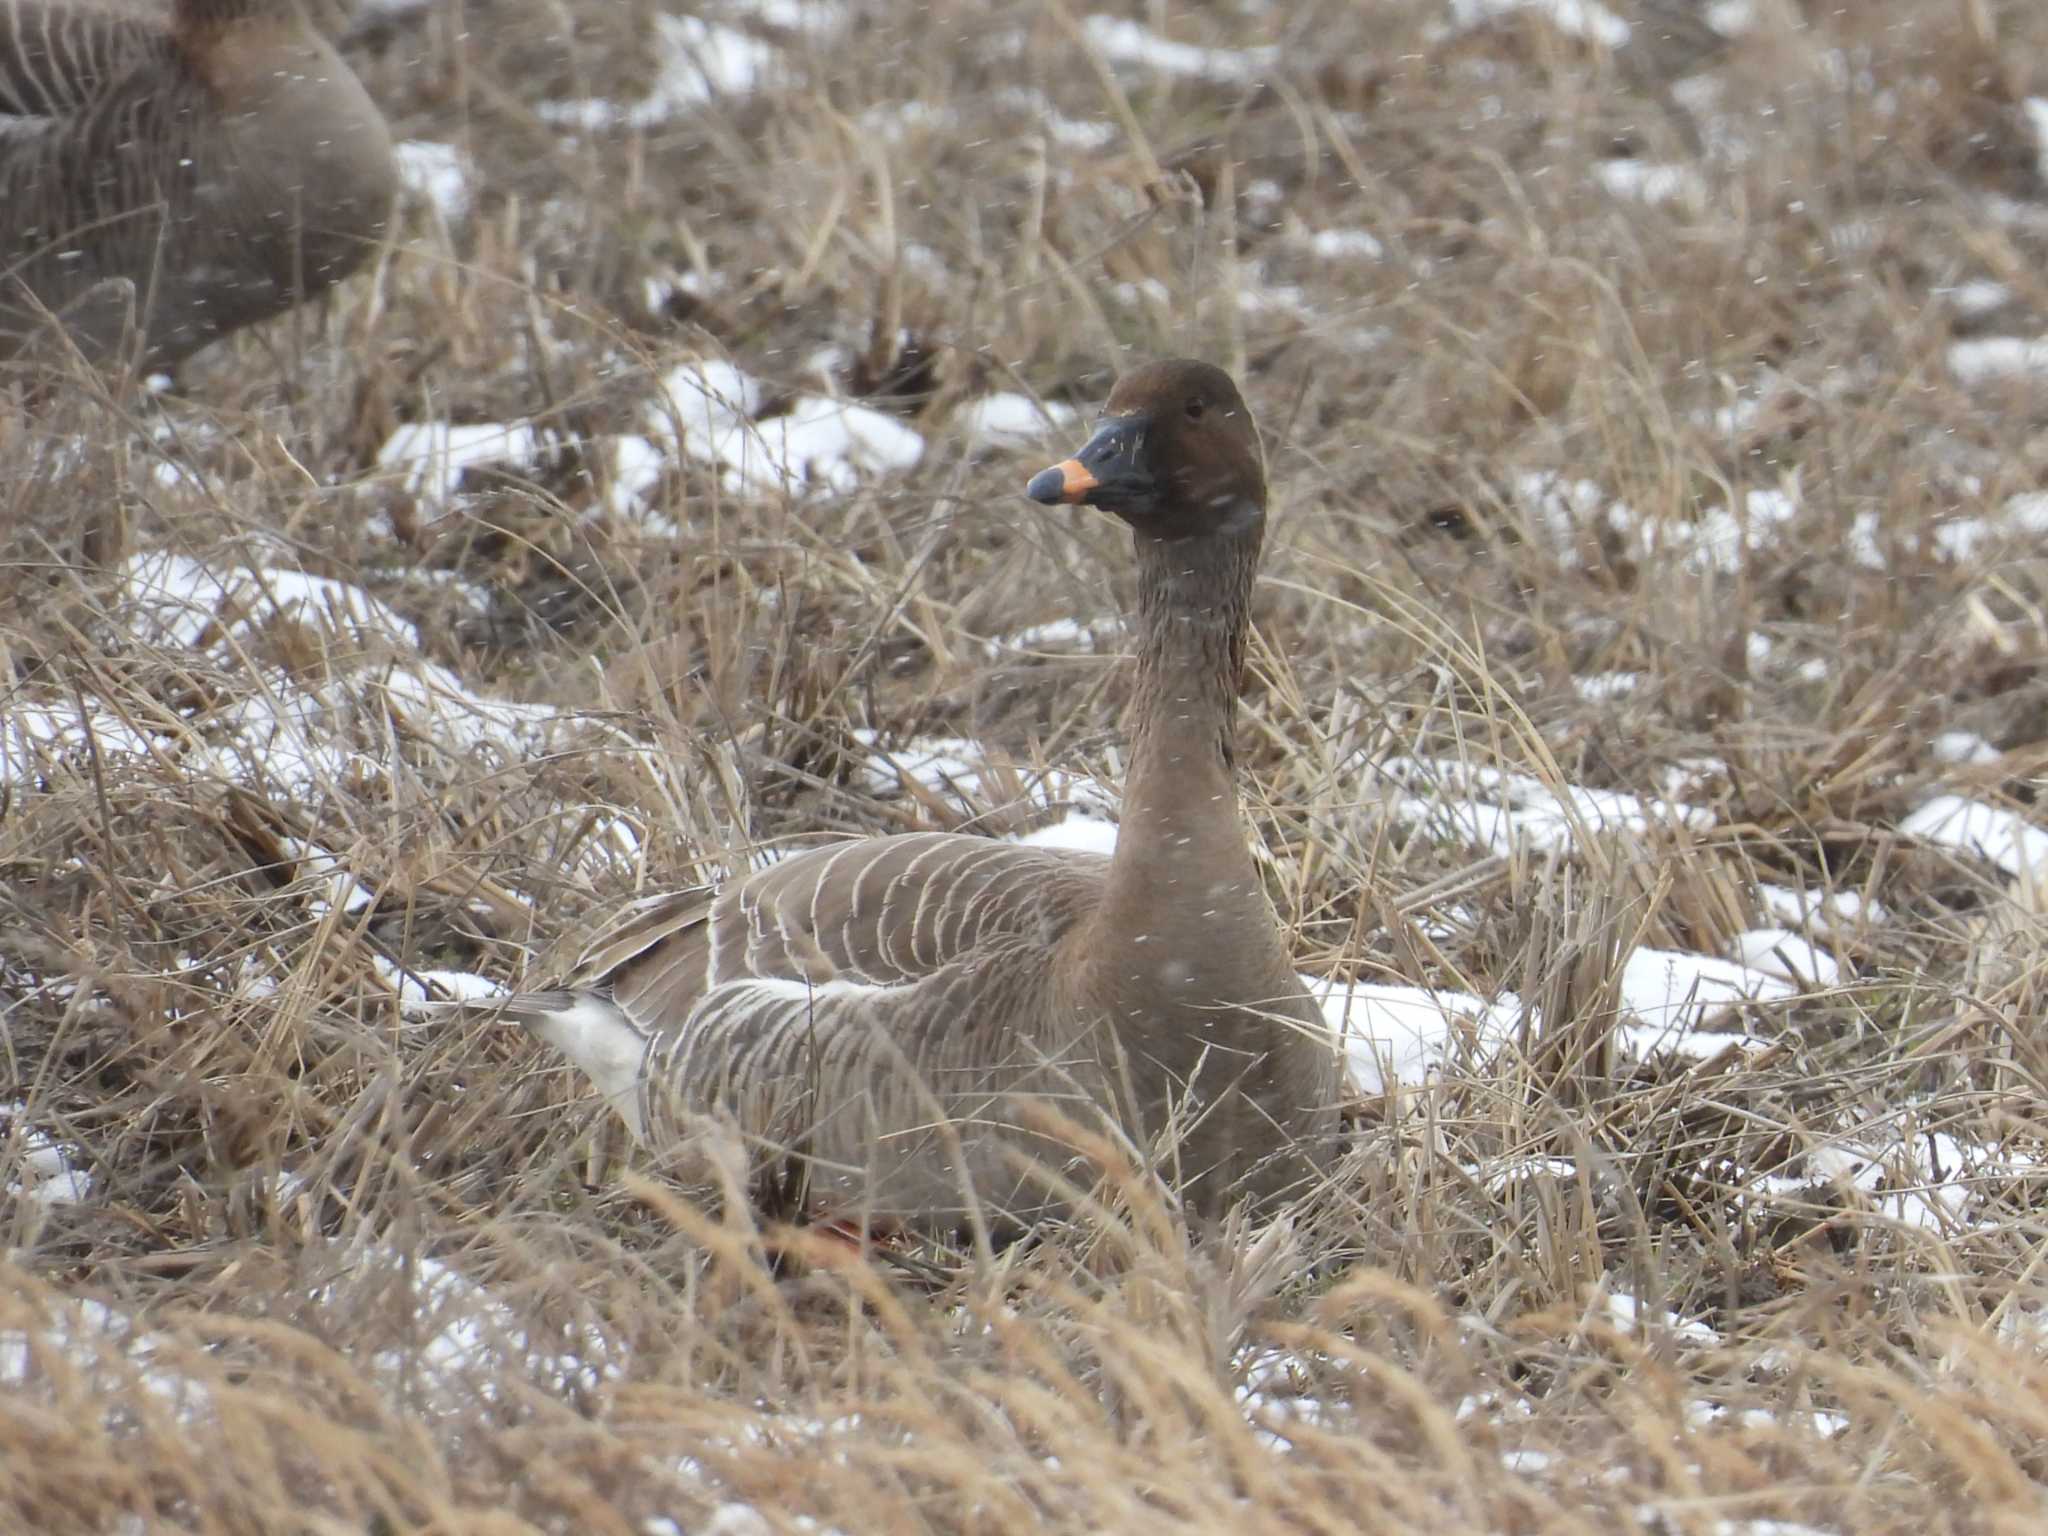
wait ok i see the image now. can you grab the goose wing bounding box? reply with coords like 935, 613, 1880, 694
526, 832, 1115, 1222
0, 3, 165, 123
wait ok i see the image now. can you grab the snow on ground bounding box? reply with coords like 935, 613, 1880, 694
0, 1292, 208, 1422
981, 616, 1116, 657
377, 421, 542, 510
1080, 15, 1279, 83
1948, 335, 2048, 385
1312, 944, 1788, 1096
3, 550, 638, 880
644, 359, 925, 499
1310, 977, 1520, 1094
1594, 158, 1708, 212
391, 139, 476, 224
1372, 754, 1713, 857
1446, 0, 1631, 47
340, 1249, 619, 1404
1727, 928, 1841, 988
2, 1105, 92, 1206
851, 729, 1118, 821
1903, 794, 2048, 877
540, 14, 788, 131
955, 392, 1080, 446
1775, 1132, 2043, 1234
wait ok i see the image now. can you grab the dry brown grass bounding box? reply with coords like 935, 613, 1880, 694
7, 0, 2048, 1529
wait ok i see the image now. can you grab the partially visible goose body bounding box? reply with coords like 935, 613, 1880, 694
0, 0, 397, 367
500, 360, 1341, 1232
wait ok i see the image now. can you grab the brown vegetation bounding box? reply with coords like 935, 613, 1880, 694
6, 0, 2048, 1530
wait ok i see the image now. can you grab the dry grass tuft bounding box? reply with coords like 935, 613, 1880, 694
7, 0, 2048, 1528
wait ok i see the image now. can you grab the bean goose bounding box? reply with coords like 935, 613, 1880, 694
495, 359, 1341, 1232
0, 0, 397, 367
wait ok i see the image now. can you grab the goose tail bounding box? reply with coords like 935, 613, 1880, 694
409, 987, 652, 1141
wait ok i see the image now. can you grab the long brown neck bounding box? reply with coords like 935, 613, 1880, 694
1088, 517, 1270, 980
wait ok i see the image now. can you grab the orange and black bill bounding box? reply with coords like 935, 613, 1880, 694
1026, 415, 1151, 508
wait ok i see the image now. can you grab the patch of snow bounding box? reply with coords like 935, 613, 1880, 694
392, 139, 474, 224
646, 360, 923, 498
852, 731, 1118, 822
1373, 754, 1713, 858
1728, 928, 1840, 988
540, 15, 781, 131
2028, 98, 2048, 187
335, 1249, 619, 1402
2, 1104, 92, 1206
1949, 336, 2048, 385
1303, 227, 1385, 261
377, 421, 541, 509
1080, 15, 1279, 83
991, 88, 1118, 149
0, 699, 161, 788
372, 957, 506, 1006
1594, 158, 1707, 210
1937, 280, 2013, 318
1755, 883, 1885, 931
0, 1294, 207, 1420
1806, 1131, 2034, 1233
1932, 731, 1999, 765
1305, 975, 1521, 1094
1574, 672, 1639, 701
983, 616, 1115, 657
1009, 810, 1119, 856
599, 434, 671, 518
279, 838, 377, 916
1510, 471, 1631, 558
1642, 485, 1800, 574
957, 393, 1079, 446
1602, 1290, 1721, 1346
1477, 1155, 1578, 1192
1903, 794, 2048, 877
123, 549, 421, 653
1702, 0, 1757, 35
1448, 0, 1630, 47
1620, 947, 1795, 1031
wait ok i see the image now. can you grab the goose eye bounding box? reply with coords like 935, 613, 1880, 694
1185, 397, 1206, 421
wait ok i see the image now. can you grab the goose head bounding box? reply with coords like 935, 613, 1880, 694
1026, 359, 1265, 540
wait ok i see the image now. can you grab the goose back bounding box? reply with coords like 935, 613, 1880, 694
0, 0, 397, 366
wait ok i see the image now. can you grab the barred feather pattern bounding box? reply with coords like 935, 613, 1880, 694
0, 0, 395, 365
585, 834, 1123, 1225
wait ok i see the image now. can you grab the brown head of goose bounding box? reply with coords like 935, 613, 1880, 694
0, 0, 398, 368
496, 358, 1341, 1234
